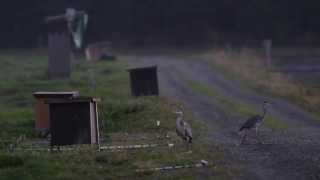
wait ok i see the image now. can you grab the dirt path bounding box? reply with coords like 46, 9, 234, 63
128, 55, 320, 180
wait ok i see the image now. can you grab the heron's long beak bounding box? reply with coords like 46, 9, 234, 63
174, 111, 183, 115
264, 101, 273, 106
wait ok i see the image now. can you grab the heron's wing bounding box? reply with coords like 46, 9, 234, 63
184, 122, 192, 131
240, 115, 261, 130
184, 126, 192, 137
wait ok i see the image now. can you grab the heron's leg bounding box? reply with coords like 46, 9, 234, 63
186, 142, 190, 152
185, 137, 189, 151
240, 130, 247, 145
182, 141, 188, 152
255, 126, 263, 144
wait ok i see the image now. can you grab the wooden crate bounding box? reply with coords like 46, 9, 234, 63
33, 92, 79, 132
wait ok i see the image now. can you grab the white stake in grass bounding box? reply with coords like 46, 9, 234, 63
135, 160, 209, 173
99, 143, 174, 151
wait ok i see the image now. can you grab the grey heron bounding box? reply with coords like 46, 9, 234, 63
175, 111, 193, 150
239, 101, 272, 144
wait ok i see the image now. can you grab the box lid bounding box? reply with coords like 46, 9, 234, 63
127, 66, 157, 72
45, 97, 100, 104
33, 91, 79, 98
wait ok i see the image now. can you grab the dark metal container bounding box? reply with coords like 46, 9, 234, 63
47, 97, 100, 146
128, 66, 159, 97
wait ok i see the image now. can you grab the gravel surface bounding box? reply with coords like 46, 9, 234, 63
128, 55, 320, 180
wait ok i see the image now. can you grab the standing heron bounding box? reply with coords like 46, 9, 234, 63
175, 111, 193, 151
239, 101, 272, 144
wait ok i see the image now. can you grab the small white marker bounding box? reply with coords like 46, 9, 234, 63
200, 160, 209, 166
168, 143, 174, 148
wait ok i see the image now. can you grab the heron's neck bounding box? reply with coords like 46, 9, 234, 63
262, 107, 267, 119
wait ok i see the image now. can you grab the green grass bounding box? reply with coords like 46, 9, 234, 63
180, 74, 288, 130
0, 50, 234, 179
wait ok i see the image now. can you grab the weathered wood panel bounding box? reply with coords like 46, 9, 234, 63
48, 33, 71, 78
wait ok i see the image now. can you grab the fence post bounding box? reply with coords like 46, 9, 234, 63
48, 33, 71, 79
263, 39, 272, 69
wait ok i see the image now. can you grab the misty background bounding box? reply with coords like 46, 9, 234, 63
1, 0, 319, 48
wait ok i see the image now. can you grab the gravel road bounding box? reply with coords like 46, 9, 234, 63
128, 55, 320, 180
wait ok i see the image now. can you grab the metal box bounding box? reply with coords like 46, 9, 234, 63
47, 97, 100, 146
33, 92, 79, 132
128, 66, 159, 97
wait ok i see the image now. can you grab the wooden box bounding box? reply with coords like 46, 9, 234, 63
33, 91, 79, 132
47, 97, 100, 146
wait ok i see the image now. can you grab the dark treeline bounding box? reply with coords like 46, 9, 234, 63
1, 0, 320, 48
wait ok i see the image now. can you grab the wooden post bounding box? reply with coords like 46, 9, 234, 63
263, 39, 272, 68
45, 9, 87, 62
48, 33, 71, 78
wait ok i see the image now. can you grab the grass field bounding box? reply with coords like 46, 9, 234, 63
180, 75, 288, 130
197, 48, 320, 118
0, 49, 235, 179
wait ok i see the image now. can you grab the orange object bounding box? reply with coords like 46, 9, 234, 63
33, 92, 79, 131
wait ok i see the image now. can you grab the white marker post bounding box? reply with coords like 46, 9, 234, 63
263, 39, 272, 69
